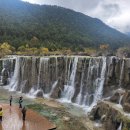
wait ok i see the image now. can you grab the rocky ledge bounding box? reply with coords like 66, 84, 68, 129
89, 101, 130, 130
110, 89, 130, 113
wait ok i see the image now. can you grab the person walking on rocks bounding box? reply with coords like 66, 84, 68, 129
9, 95, 13, 106
22, 107, 27, 121
19, 96, 23, 108
0, 107, 3, 123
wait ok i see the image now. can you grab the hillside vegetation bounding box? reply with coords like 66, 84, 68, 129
0, 0, 130, 53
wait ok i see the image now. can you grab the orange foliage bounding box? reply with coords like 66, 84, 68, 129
100, 44, 109, 50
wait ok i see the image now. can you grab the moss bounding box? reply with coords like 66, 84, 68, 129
26, 103, 87, 130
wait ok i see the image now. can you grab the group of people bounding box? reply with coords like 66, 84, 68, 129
0, 95, 27, 123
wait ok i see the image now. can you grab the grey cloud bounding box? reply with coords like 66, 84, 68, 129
102, 4, 120, 18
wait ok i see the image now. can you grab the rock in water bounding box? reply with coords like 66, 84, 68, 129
1, 68, 9, 85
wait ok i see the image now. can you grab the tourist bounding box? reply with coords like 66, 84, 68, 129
0, 107, 3, 123
9, 95, 13, 106
22, 106, 27, 121
19, 96, 23, 108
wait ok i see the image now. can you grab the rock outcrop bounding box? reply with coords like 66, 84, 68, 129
89, 101, 130, 130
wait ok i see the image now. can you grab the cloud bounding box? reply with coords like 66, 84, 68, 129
22, 0, 130, 32
87, 0, 130, 32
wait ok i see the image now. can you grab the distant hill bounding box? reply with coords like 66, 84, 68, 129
0, 0, 130, 50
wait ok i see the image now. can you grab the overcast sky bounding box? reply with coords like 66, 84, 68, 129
22, 0, 130, 33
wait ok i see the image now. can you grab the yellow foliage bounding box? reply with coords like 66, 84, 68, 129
0, 42, 15, 57
40, 47, 49, 54
84, 48, 96, 55
1, 42, 12, 50
100, 44, 109, 50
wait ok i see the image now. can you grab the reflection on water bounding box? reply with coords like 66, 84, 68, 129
0, 104, 56, 130
0, 123, 3, 130
9, 107, 11, 115
21, 122, 26, 130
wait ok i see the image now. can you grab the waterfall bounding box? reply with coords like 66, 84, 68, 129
117, 122, 122, 130
119, 95, 123, 105
49, 80, 58, 96
90, 57, 106, 108
76, 60, 86, 105
82, 58, 93, 106
55, 57, 58, 79
119, 59, 125, 87
9, 57, 21, 91
37, 57, 49, 89
62, 57, 78, 102
44, 80, 58, 98
1, 56, 128, 110
0, 58, 15, 85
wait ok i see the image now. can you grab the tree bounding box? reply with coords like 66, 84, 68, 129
0, 42, 15, 57
99, 44, 109, 56
116, 47, 130, 58
29, 36, 40, 48
100, 44, 109, 50
40, 47, 49, 54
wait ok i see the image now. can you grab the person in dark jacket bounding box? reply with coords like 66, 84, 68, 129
9, 95, 13, 106
22, 107, 27, 121
19, 96, 23, 108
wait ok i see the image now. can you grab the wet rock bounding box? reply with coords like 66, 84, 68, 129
109, 92, 120, 103
123, 103, 130, 112
1, 68, 9, 85
109, 89, 125, 104
122, 90, 130, 104
36, 91, 43, 97
50, 78, 64, 99
121, 90, 130, 112
89, 102, 122, 130
101, 114, 106, 122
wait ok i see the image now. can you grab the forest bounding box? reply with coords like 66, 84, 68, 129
0, 0, 130, 55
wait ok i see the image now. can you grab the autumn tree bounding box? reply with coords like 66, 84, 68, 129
40, 47, 49, 54
0, 42, 15, 57
99, 44, 109, 56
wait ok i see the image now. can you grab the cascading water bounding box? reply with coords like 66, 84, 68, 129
90, 57, 106, 108
37, 57, 49, 89
9, 57, 21, 91
55, 57, 58, 79
62, 57, 78, 102
119, 59, 125, 87
76, 60, 86, 105
117, 122, 122, 130
44, 80, 58, 98
29, 57, 49, 96
119, 95, 123, 105
83, 58, 100, 106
